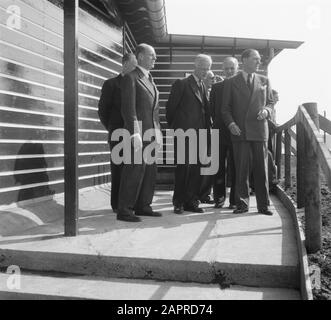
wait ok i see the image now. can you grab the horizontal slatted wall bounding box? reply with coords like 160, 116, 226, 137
0, 0, 123, 204
152, 45, 267, 181
123, 22, 136, 53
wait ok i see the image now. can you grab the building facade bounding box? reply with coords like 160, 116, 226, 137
0, 0, 302, 205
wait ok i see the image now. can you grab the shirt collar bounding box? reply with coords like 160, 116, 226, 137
137, 65, 150, 78
192, 74, 202, 86
242, 70, 255, 82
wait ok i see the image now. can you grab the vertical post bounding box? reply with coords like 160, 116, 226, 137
284, 129, 291, 189
64, 0, 79, 236
303, 102, 321, 253
123, 23, 127, 53
275, 131, 282, 180
296, 122, 305, 209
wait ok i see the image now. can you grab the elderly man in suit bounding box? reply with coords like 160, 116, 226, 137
211, 56, 239, 209
117, 43, 162, 222
166, 54, 213, 214
222, 49, 274, 216
98, 53, 137, 213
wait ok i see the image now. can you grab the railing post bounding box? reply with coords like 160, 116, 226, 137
302, 102, 321, 253
296, 122, 305, 209
275, 131, 282, 181
284, 129, 291, 189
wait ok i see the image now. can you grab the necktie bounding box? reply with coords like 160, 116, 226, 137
247, 73, 253, 92
198, 80, 204, 98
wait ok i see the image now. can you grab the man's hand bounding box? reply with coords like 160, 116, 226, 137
257, 109, 268, 120
228, 122, 241, 136
132, 134, 143, 152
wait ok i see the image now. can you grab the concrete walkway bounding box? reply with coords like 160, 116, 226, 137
0, 184, 300, 299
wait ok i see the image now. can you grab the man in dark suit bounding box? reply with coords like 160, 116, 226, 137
98, 53, 137, 213
117, 44, 162, 222
222, 49, 274, 216
211, 56, 239, 209
166, 54, 213, 214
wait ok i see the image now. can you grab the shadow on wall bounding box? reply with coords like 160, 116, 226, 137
14, 143, 55, 202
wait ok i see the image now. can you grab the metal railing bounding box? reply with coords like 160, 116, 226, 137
275, 103, 331, 253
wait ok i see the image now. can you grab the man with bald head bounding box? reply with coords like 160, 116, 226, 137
117, 43, 162, 222
98, 53, 137, 213
166, 54, 213, 214
222, 49, 274, 216
210, 56, 239, 209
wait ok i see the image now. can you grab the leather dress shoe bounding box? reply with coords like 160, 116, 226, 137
117, 214, 141, 222
174, 205, 184, 214
135, 210, 162, 217
214, 197, 225, 208
184, 205, 204, 213
259, 208, 273, 216
233, 207, 248, 214
200, 195, 214, 204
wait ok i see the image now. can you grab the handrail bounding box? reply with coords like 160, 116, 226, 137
319, 114, 331, 135
274, 103, 331, 253
298, 106, 331, 190
275, 116, 296, 133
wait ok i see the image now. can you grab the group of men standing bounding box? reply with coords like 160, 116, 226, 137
98, 43, 275, 223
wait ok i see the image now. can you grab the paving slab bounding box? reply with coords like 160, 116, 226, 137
0, 185, 299, 288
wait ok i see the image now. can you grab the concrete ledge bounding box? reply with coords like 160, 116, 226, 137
0, 248, 299, 289
0, 272, 300, 300
0, 291, 86, 300
275, 186, 313, 300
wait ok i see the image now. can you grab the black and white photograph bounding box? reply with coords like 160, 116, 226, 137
0, 0, 330, 304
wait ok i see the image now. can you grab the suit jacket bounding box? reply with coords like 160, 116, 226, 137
221, 72, 274, 142
210, 80, 232, 145
98, 74, 123, 141
166, 75, 211, 131
121, 67, 161, 140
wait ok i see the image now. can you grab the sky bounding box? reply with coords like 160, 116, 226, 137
165, 0, 331, 124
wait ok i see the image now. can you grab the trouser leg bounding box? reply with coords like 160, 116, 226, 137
228, 143, 237, 205
109, 141, 123, 210
118, 147, 145, 213
251, 141, 269, 210
213, 141, 227, 200
232, 141, 251, 209
135, 163, 157, 211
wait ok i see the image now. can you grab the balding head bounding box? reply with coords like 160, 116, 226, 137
194, 54, 212, 80
203, 70, 215, 89
135, 43, 156, 70
223, 56, 239, 78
